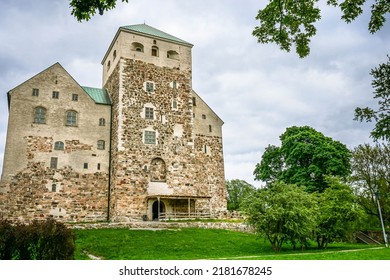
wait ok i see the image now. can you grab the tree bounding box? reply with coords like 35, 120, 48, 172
70, 0, 129, 21
254, 126, 351, 192
350, 143, 390, 225
354, 57, 390, 142
226, 179, 256, 211
253, 0, 390, 58
315, 177, 366, 249
241, 182, 318, 252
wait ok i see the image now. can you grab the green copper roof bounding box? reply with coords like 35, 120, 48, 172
82, 86, 111, 105
121, 24, 192, 46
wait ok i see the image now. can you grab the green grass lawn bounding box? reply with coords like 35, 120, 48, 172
74, 228, 389, 260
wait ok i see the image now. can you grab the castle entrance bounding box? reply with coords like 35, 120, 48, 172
152, 200, 165, 220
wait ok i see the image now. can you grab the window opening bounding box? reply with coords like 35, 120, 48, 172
50, 157, 58, 169
54, 141, 64, 150
97, 140, 105, 150
34, 107, 46, 124
145, 107, 154, 120
144, 131, 156, 144
32, 88, 39, 96
66, 111, 77, 126
99, 118, 106, 126
52, 91, 59, 99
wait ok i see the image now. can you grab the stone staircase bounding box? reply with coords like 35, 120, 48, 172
356, 231, 382, 245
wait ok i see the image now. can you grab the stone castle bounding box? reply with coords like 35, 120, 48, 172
0, 24, 227, 222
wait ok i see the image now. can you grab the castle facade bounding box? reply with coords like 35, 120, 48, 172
0, 24, 226, 222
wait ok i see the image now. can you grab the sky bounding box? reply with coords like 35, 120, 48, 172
0, 0, 389, 187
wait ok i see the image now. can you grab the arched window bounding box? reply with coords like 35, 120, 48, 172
151, 46, 159, 57
132, 42, 144, 52
99, 118, 106, 126
54, 141, 64, 150
113, 50, 117, 60
107, 60, 111, 70
34, 107, 46, 124
150, 158, 167, 182
66, 110, 77, 127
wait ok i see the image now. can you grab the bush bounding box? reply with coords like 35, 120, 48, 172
0, 219, 75, 260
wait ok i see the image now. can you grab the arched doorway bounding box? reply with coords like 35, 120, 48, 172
152, 200, 165, 220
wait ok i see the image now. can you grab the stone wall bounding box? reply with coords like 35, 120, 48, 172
105, 57, 226, 221
0, 163, 108, 223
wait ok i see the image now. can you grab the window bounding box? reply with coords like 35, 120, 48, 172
97, 163, 101, 170
209, 125, 212, 133
173, 80, 177, 89
144, 131, 156, 144
52, 91, 59, 99
202, 114, 206, 119
50, 157, 58, 169
145, 107, 154, 120
97, 140, 105, 150
52, 184, 57, 192
172, 99, 177, 109
151, 46, 159, 57
192, 97, 196, 106
99, 118, 106, 126
132, 42, 144, 52
66, 110, 77, 126
153, 40, 157, 44
203, 145, 208, 154
54, 141, 64, 150
107, 60, 111, 70
84, 163, 88, 169
146, 82, 154, 92
34, 107, 46, 124
113, 50, 117, 60
167, 50, 179, 60
72, 94, 78, 101
32, 88, 39, 96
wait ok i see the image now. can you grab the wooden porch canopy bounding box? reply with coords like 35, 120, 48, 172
147, 195, 212, 220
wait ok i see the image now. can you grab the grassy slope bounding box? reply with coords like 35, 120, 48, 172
74, 228, 389, 260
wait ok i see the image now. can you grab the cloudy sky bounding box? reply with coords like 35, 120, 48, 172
0, 0, 389, 187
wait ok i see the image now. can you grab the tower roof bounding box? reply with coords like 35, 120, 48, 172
120, 24, 193, 46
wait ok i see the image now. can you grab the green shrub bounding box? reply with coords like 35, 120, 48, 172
0, 218, 75, 260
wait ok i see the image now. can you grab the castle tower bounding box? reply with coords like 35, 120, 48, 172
102, 24, 226, 221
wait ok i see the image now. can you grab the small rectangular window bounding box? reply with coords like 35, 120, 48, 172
146, 82, 154, 92
50, 157, 58, 169
84, 163, 88, 169
192, 97, 196, 106
145, 107, 154, 119
173, 80, 177, 89
72, 94, 78, 101
209, 125, 212, 133
97, 140, 105, 150
202, 114, 206, 119
144, 131, 156, 144
97, 163, 101, 170
99, 118, 106, 126
32, 88, 39, 96
52, 91, 59, 99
